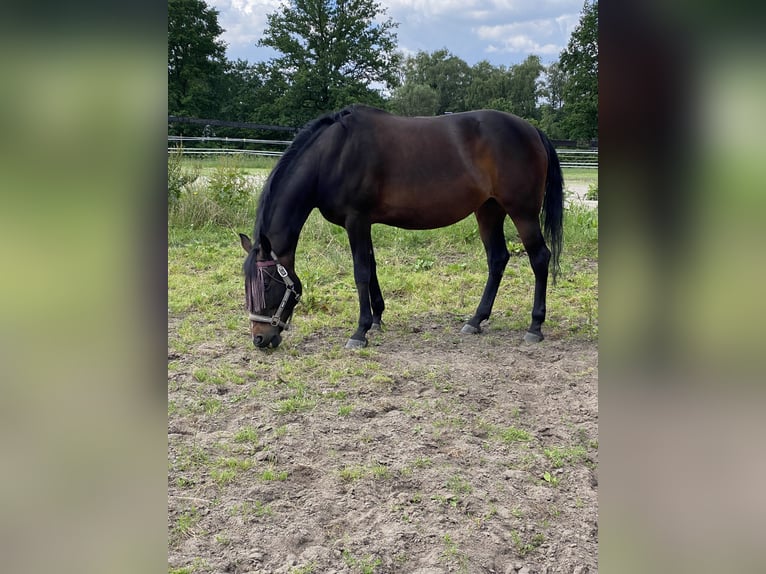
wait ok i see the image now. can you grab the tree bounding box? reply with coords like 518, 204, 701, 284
387, 83, 439, 116
559, 0, 598, 139
168, 0, 228, 120
506, 55, 544, 120
258, 0, 401, 124
399, 49, 471, 114
538, 62, 568, 138
465, 60, 511, 111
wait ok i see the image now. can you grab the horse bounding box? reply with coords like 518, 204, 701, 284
239, 104, 563, 349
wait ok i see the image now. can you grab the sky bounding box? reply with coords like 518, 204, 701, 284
207, 0, 586, 68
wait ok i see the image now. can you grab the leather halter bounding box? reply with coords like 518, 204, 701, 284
248, 252, 301, 329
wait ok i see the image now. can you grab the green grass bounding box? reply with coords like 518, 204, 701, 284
179, 154, 278, 174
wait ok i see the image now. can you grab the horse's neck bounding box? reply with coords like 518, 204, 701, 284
266, 190, 315, 260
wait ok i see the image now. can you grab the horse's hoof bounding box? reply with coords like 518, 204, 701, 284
345, 338, 368, 349
460, 324, 481, 335
523, 331, 544, 344
370, 322, 382, 331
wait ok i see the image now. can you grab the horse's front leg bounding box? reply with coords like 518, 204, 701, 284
345, 219, 375, 348
369, 245, 385, 330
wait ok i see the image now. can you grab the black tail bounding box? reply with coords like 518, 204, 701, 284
537, 128, 564, 284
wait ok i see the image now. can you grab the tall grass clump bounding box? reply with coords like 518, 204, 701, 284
169, 153, 261, 229
563, 204, 598, 261
168, 148, 199, 208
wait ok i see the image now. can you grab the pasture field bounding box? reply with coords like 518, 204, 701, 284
168, 162, 598, 573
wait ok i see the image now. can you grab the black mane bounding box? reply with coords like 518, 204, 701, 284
245, 105, 367, 282
252, 106, 362, 247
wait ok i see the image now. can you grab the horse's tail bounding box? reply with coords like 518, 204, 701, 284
537, 128, 564, 285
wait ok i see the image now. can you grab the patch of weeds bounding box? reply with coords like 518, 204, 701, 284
211, 457, 252, 486
542, 472, 560, 487
544, 445, 588, 468
200, 397, 223, 416
175, 476, 194, 488
274, 395, 316, 414
211, 468, 237, 486
511, 530, 545, 557
476, 504, 498, 527
368, 374, 395, 387
511, 506, 524, 518
412, 457, 432, 469
446, 474, 473, 496
500, 426, 531, 443
169, 568, 193, 574
260, 467, 289, 481
173, 445, 210, 472
233, 426, 258, 445
342, 550, 382, 574
193, 368, 209, 382
339, 465, 366, 482
415, 257, 434, 271
338, 404, 353, 417
273, 381, 317, 414
432, 494, 459, 508
338, 463, 391, 482
441, 533, 469, 572
173, 507, 199, 539
215, 534, 230, 547
371, 463, 391, 480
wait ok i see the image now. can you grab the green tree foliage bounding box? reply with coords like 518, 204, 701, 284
387, 83, 440, 116
464, 60, 511, 111
559, 0, 598, 140
506, 55, 544, 120
168, 0, 228, 119
395, 51, 544, 120
538, 62, 568, 138
398, 49, 471, 114
258, 0, 401, 125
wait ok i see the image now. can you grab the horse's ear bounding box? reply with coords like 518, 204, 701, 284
239, 233, 252, 253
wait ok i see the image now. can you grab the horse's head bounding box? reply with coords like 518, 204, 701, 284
240, 233, 301, 349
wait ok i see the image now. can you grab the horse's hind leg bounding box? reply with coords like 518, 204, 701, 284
511, 216, 551, 343
462, 200, 510, 334
345, 217, 376, 348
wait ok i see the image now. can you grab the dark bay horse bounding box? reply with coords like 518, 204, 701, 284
240, 104, 563, 349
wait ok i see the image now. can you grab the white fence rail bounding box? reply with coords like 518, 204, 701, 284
168, 137, 597, 168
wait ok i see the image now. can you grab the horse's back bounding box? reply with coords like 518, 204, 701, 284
314, 107, 548, 229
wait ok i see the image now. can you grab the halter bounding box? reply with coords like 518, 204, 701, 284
247, 252, 301, 330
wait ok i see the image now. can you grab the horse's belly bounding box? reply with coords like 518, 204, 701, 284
373, 186, 480, 230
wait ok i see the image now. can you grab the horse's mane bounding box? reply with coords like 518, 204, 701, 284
246, 105, 378, 282
252, 106, 366, 247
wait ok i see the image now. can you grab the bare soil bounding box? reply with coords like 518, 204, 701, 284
168, 318, 597, 574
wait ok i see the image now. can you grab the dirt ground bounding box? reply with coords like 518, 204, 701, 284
168, 318, 597, 574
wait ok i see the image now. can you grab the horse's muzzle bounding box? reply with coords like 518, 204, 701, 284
253, 333, 282, 349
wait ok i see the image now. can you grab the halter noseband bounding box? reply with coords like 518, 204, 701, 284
248, 252, 300, 330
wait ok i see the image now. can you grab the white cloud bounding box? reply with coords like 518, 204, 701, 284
382, 0, 480, 18
474, 13, 579, 57
207, 0, 583, 66
208, 0, 284, 48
